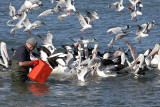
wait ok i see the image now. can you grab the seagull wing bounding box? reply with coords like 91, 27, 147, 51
9, 3, 16, 17
16, 11, 27, 26
76, 11, 88, 27
108, 2, 119, 8
23, 18, 31, 28
46, 31, 53, 44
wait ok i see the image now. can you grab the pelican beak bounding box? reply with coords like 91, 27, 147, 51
146, 44, 159, 59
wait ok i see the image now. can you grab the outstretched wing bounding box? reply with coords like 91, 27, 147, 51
124, 40, 137, 60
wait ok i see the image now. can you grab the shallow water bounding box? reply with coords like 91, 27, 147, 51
0, 0, 160, 106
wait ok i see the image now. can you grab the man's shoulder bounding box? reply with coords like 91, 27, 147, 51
16, 45, 27, 52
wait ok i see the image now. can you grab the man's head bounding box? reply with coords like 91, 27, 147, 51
26, 38, 37, 51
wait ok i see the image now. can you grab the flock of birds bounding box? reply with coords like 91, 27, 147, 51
0, 0, 159, 82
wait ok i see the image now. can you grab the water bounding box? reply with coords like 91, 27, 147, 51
0, 0, 160, 106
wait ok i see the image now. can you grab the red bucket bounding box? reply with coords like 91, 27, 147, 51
28, 59, 52, 83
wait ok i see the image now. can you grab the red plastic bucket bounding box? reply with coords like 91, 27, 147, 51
28, 59, 52, 83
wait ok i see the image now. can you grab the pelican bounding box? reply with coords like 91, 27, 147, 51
96, 48, 128, 77
37, 31, 56, 61
0, 42, 9, 68
131, 54, 151, 77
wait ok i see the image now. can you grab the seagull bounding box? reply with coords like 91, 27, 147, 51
70, 37, 96, 45
7, 3, 19, 24
108, 0, 124, 12
58, 9, 70, 21
128, 0, 142, 10
54, 0, 67, 13
23, 18, 46, 34
0, 42, 9, 68
137, 0, 143, 11
38, 9, 54, 20
18, 0, 42, 14
10, 11, 27, 35
144, 20, 155, 34
30, 21, 46, 29
83, 10, 98, 28
75, 11, 92, 35
134, 24, 150, 43
30, 1, 43, 12
85, 10, 99, 24
66, 0, 76, 16
18, 0, 34, 14
107, 25, 131, 35
114, 32, 128, 41
128, 6, 142, 22
108, 37, 115, 48
108, 32, 127, 48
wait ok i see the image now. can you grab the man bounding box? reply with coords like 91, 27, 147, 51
11, 38, 39, 82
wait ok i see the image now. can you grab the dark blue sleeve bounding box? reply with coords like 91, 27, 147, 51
13, 46, 28, 62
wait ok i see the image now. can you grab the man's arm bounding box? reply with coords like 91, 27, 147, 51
19, 60, 39, 66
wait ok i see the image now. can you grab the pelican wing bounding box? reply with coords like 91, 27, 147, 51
146, 44, 160, 59
124, 40, 137, 60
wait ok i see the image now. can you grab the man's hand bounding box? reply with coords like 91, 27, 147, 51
29, 60, 39, 66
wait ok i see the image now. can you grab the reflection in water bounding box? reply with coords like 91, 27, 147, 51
10, 81, 51, 96
11, 82, 29, 94
27, 82, 50, 96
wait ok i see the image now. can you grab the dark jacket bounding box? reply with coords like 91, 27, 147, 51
11, 45, 31, 82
